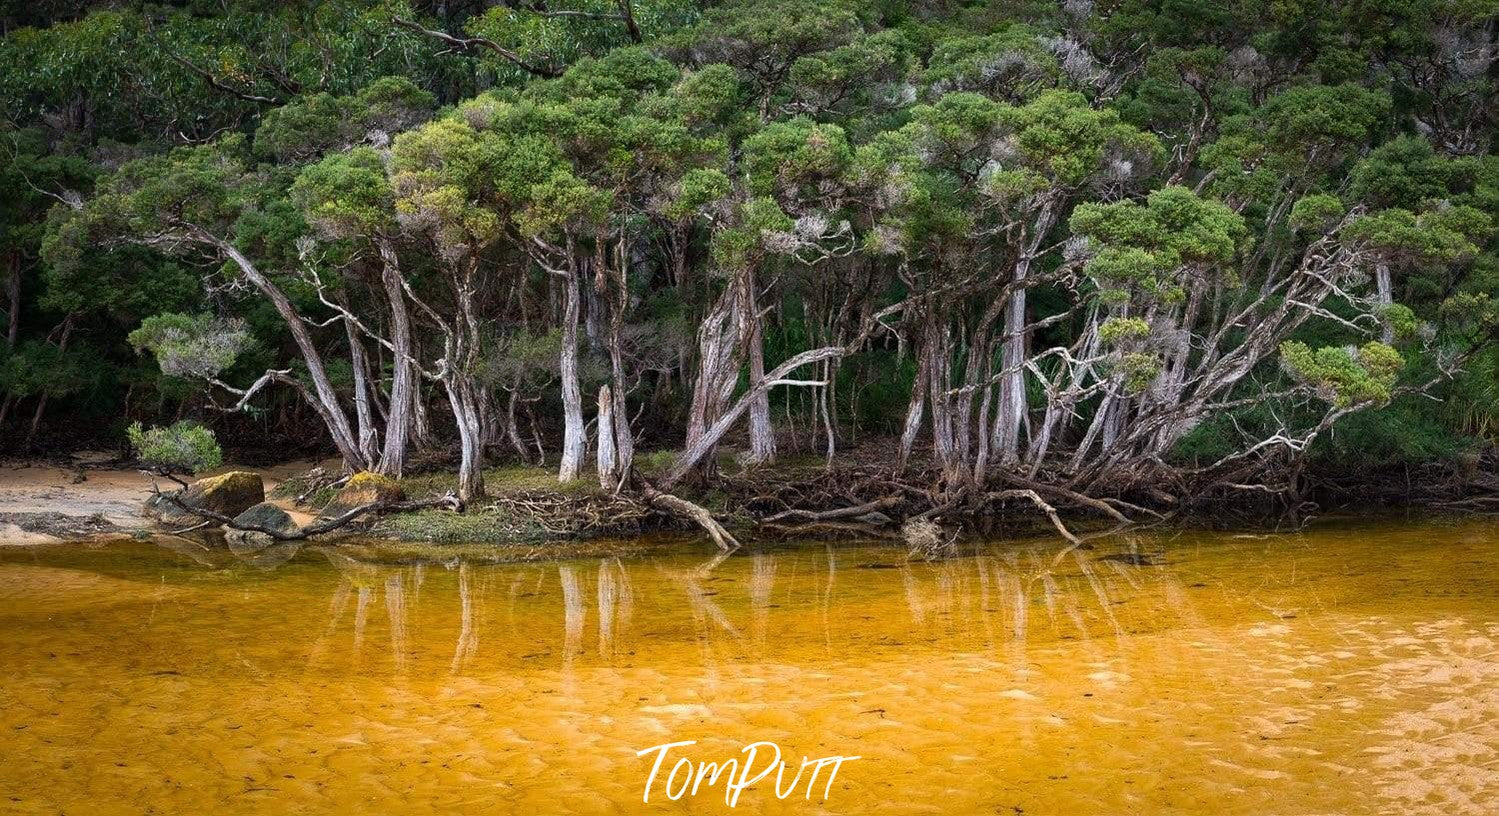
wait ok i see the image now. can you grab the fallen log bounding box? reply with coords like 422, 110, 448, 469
640, 484, 742, 551
760, 495, 902, 524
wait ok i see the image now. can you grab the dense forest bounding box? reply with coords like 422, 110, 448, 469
2, 0, 1497, 521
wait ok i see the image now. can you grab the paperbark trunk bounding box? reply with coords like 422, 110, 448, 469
376, 239, 414, 477
558, 250, 586, 483
596, 384, 619, 491
214, 238, 367, 470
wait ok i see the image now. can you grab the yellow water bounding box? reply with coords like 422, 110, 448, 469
1, 520, 1497, 815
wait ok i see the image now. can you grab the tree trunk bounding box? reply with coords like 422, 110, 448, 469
745, 283, 776, 465
3, 251, 18, 352
597, 384, 619, 491
504, 390, 531, 464
23, 313, 73, 448
214, 238, 367, 470
993, 274, 1031, 464
558, 249, 586, 483
684, 272, 744, 479
376, 239, 414, 477
445, 376, 486, 502
920, 320, 965, 485
342, 297, 381, 466
1375, 261, 1393, 343
896, 322, 931, 473
1071, 391, 1115, 472
993, 202, 1057, 464
410, 363, 433, 450
0, 253, 20, 433
602, 238, 635, 480
663, 343, 848, 491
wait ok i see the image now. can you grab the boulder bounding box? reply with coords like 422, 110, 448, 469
225, 502, 299, 549
145, 471, 265, 526
317, 472, 405, 521
232, 502, 298, 535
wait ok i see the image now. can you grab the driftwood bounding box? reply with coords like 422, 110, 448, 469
640, 484, 741, 551
983, 489, 1080, 544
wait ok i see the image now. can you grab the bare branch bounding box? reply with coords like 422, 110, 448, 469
391, 16, 561, 78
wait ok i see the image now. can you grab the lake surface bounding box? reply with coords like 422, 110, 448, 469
2, 519, 1497, 814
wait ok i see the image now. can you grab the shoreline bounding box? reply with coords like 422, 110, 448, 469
2, 451, 1493, 549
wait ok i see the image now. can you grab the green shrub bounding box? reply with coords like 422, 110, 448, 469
126, 421, 223, 475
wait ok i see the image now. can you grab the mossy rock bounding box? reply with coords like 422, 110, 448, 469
318, 472, 405, 521
145, 470, 265, 525
225, 502, 299, 549
233, 502, 297, 533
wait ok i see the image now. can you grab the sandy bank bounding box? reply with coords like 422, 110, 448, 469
0, 455, 325, 544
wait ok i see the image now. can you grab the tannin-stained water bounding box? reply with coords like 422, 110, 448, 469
1, 520, 1496, 815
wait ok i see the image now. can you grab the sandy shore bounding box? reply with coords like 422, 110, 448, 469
0, 454, 324, 544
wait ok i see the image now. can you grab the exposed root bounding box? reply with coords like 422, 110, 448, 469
1099, 496, 1167, 520
997, 472, 1131, 525
485, 491, 651, 537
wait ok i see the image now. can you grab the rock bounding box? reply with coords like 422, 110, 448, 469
233, 502, 298, 535
317, 472, 405, 521
225, 502, 299, 549
145, 471, 265, 526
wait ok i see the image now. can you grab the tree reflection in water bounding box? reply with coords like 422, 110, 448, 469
143, 531, 1221, 678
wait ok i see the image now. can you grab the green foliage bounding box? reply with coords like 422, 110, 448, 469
292, 147, 396, 238
7, 0, 1499, 477
0, 339, 89, 400
128, 313, 251, 380
741, 118, 851, 198
1115, 351, 1162, 394
924, 26, 1058, 102
256, 74, 440, 162
1099, 317, 1151, 344
664, 167, 731, 219
1289, 194, 1345, 232
1442, 291, 1499, 338
127, 421, 223, 475
1346, 206, 1491, 263
1349, 136, 1458, 210
1379, 304, 1421, 342
1280, 341, 1405, 407
1071, 186, 1245, 303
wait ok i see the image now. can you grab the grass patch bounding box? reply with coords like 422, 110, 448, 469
398, 464, 601, 499
268, 474, 336, 508
371, 506, 553, 544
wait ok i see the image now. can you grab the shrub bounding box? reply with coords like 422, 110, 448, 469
126, 421, 223, 475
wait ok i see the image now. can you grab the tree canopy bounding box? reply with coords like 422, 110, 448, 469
4, 0, 1497, 507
